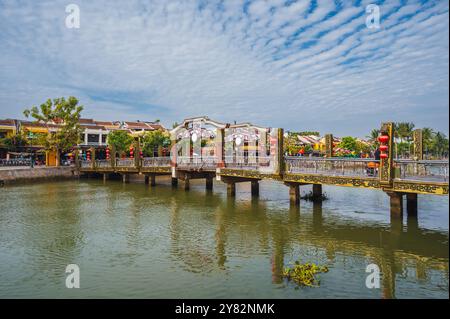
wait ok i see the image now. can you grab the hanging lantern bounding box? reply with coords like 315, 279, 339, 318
86, 151, 91, 161
106, 148, 110, 160
379, 145, 388, 152
380, 153, 388, 159
139, 150, 143, 159
129, 146, 134, 159
378, 135, 389, 144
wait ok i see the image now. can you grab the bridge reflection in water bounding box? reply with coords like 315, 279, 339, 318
165, 185, 448, 299
78, 116, 448, 220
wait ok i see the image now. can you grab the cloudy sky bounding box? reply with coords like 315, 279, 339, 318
0, 0, 448, 137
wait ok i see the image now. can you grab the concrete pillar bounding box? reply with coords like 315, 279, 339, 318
312, 184, 322, 199
227, 182, 236, 197
289, 184, 300, 205
406, 193, 418, 217
387, 192, 404, 218
122, 174, 129, 184
251, 180, 259, 197
206, 176, 213, 190
144, 175, 149, 185
171, 177, 178, 187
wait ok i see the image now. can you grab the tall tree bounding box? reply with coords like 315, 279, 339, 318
141, 130, 171, 157
432, 132, 449, 157
23, 97, 83, 166
107, 130, 134, 157
0, 131, 29, 153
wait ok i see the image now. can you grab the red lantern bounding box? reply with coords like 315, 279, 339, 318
106, 148, 110, 160
378, 135, 389, 143
139, 151, 143, 159
86, 151, 91, 161
129, 146, 134, 159
380, 153, 388, 159
379, 145, 388, 152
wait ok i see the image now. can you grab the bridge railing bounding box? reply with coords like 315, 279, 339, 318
176, 156, 217, 170
116, 158, 135, 167
394, 159, 448, 183
285, 157, 380, 178
224, 156, 272, 170
80, 160, 92, 168
142, 157, 171, 167
0, 159, 32, 167
96, 159, 111, 168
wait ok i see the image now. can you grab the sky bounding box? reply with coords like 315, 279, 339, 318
0, 0, 448, 137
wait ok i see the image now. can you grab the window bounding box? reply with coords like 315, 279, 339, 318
0, 132, 7, 139
88, 134, 99, 143
102, 135, 107, 143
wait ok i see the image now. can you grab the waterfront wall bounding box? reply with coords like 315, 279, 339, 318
0, 166, 77, 186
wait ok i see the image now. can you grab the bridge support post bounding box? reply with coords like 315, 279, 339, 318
387, 192, 403, 218
312, 184, 322, 200
171, 177, 178, 187
122, 174, 130, 184
251, 180, 259, 197
406, 193, 418, 217
227, 182, 236, 197
289, 184, 300, 205
144, 175, 149, 185
103, 173, 108, 182
206, 176, 213, 190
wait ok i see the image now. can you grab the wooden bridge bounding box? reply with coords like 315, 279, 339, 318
77, 117, 448, 219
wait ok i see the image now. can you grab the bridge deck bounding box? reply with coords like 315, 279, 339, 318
78, 156, 449, 196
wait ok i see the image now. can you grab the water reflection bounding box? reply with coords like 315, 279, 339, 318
166, 185, 448, 298
0, 179, 447, 298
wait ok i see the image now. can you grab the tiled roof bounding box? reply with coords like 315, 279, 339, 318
0, 119, 16, 126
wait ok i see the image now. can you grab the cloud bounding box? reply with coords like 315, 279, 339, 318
0, 0, 448, 137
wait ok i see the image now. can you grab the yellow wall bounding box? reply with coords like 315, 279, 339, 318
0, 126, 16, 137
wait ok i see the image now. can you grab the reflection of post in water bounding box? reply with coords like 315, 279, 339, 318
270, 220, 289, 284
215, 206, 227, 268
381, 253, 396, 299
312, 201, 323, 232
288, 204, 300, 224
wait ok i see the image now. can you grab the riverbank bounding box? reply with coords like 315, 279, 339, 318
0, 166, 77, 186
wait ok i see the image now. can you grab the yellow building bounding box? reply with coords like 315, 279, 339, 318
0, 119, 18, 159
0, 119, 17, 138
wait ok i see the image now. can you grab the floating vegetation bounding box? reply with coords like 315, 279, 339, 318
282, 261, 329, 287
300, 191, 328, 202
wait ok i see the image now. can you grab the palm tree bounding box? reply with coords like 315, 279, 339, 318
422, 127, 434, 157
395, 122, 415, 157
366, 129, 380, 150
432, 132, 449, 158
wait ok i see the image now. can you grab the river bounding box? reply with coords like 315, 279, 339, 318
0, 177, 448, 298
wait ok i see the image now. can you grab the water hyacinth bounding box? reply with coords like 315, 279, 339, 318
282, 261, 329, 287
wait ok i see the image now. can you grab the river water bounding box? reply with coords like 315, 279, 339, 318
0, 177, 448, 298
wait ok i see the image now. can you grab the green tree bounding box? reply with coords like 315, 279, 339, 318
107, 130, 134, 157
338, 136, 358, 152
396, 122, 415, 143
0, 131, 29, 152
432, 132, 449, 158
23, 97, 83, 166
141, 130, 171, 157
422, 127, 435, 155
